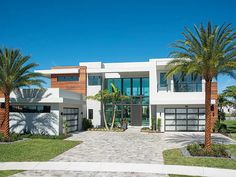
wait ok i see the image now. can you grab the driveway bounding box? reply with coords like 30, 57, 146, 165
12, 128, 236, 177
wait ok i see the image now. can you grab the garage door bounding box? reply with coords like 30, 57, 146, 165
63, 108, 79, 133
165, 108, 205, 131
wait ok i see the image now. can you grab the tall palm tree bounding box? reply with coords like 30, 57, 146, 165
223, 86, 236, 106
0, 48, 44, 138
166, 22, 236, 151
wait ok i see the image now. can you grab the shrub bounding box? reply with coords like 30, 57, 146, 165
0, 133, 22, 142
151, 117, 157, 130
187, 143, 230, 158
157, 118, 161, 132
82, 118, 93, 130
214, 120, 228, 133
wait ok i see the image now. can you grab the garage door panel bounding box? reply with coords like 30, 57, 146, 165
165, 108, 205, 132
63, 108, 79, 133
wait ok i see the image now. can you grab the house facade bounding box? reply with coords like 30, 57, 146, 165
0, 58, 218, 135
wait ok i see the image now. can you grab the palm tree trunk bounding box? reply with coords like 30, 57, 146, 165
205, 80, 212, 151
110, 105, 116, 130
102, 103, 109, 130
4, 93, 10, 139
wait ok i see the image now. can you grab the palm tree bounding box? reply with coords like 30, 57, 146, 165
87, 89, 110, 130
0, 48, 44, 138
166, 22, 236, 151
223, 86, 236, 106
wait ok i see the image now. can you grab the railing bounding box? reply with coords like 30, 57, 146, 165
157, 83, 202, 92
174, 83, 202, 92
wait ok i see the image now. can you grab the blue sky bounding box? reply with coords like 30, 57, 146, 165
0, 0, 236, 92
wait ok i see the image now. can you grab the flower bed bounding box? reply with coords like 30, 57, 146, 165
186, 143, 231, 158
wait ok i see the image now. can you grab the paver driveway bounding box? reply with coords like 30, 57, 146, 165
12, 128, 236, 177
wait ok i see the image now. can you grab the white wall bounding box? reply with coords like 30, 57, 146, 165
10, 104, 60, 135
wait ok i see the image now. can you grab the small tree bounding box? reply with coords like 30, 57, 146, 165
87, 89, 110, 130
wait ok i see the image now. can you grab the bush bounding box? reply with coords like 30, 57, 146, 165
157, 118, 161, 132
0, 133, 23, 142
214, 120, 228, 133
187, 143, 230, 158
82, 118, 93, 130
20, 134, 70, 140
151, 117, 157, 130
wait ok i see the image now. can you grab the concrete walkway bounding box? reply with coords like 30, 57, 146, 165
0, 162, 235, 177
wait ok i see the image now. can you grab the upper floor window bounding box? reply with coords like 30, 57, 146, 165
160, 72, 167, 88
88, 76, 101, 85
173, 73, 202, 92
57, 75, 79, 82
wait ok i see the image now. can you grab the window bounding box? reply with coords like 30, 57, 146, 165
132, 78, 141, 96
142, 78, 149, 96
123, 78, 131, 96
173, 73, 202, 92
88, 76, 101, 85
160, 72, 167, 87
57, 75, 79, 82
113, 79, 122, 92
88, 109, 93, 119
9, 105, 51, 113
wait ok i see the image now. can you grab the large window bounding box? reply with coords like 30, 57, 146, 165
57, 75, 79, 82
173, 73, 202, 92
142, 78, 149, 96
88, 76, 101, 85
8, 105, 51, 113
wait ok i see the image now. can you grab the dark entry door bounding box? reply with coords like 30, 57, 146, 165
131, 105, 142, 126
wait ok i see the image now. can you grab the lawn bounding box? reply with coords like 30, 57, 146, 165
163, 145, 236, 171
0, 139, 80, 176
222, 120, 236, 140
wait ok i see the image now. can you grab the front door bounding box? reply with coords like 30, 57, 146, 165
131, 105, 142, 126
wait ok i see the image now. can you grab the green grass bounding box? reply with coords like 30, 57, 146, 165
0, 139, 80, 176
163, 145, 236, 170
222, 120, 236, 140
0, 171, 22, 177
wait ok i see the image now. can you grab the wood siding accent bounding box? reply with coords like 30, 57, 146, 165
211, 82, 218, 130
51, 66, 87, 95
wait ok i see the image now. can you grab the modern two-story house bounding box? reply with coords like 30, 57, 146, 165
0, 58, 218, 135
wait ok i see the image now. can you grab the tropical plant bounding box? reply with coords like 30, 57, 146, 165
0, 48, 44, 138
87, 83, 128, 130
166, 22, 236, 151
223, 86, 236, 107
87, 89, 111, 130
110, 83, 129, 130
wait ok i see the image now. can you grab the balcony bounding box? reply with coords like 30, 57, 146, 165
174, 83, 202, 92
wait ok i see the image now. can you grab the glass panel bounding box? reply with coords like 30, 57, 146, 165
113, 79, 122, 92
132, 78, 141, 96
57, 75, 79, 82
132, 96, 141, 104
160, 72, 167, 87
176, 109, 187, 113
106, 79, 113, 93
199, 108, 205, 113
123, 105, 131, 124
199, 125, 205, 131
176, 120, 186, 125
123, 79, 131, 96
88, 76, 101, 85
142, 78, 149, 96
188, 120, 198, 125
165, 109, 175, 114
165, 114, 175, 119
188, 108, 198, 113
188, 114, 198, 119
165, 126, 175, 131
166, 120, 175, 125
142, 106, 149, 126
142, 96, 149, 104
173, 73, 202, 92
188, 126, 198, 131
176, 126, 187, 131
199, 114, 205, 119
199, 120, 205, 125
176, 114, 186, 119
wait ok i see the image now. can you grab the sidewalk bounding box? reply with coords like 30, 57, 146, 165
1, 162, 236, 177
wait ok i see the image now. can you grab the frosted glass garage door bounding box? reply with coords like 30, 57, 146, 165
63, 108, 79, 133
164, 108, 205, 131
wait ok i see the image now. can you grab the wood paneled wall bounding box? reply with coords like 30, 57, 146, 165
51, 66, 87, 95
